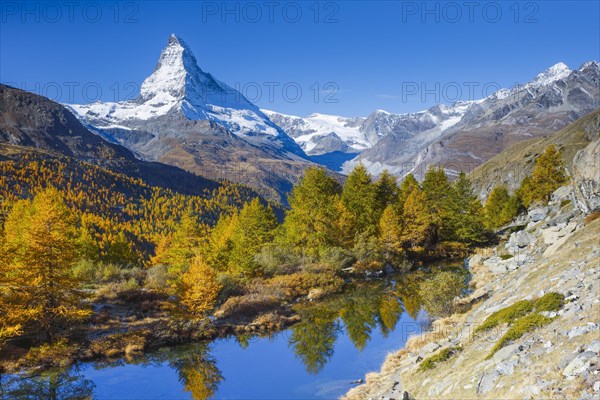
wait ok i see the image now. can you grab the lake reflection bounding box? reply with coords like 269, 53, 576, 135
2, 269, 467, 399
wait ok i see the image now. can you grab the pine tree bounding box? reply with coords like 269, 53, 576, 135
282, 167, 343, 254
341, 164, 378, 238
229, 198, 278, 277
0, 234, 24, 348
1, 187, 91, 340
374, 170, 399, 217
501, 194, 523, 225
520, 145, 567, 207
450, 172, 487, 244
203, 212, 238, 272
398, 173, 420, 206
379, 205, 403, 262
76, 216, 100, 262
177, 257, 222, 319
105, 231, 139, 267
152, 209, 205, 279
422, 166, 453, 242
484, 185, 511, 229
401, 187, 435, 252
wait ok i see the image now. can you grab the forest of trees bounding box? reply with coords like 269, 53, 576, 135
483, 145, 567, 229
0, 145, 568, 355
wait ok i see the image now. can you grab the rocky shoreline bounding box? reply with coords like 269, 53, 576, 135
344, 186, 600, 400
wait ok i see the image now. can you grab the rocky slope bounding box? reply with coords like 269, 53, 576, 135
68, 34, 315, 202
345, 186, 599, 400
470, 108, 600, 199
344, 116, 600, 400
348, 61, 599, 179
0, 84, 225, 196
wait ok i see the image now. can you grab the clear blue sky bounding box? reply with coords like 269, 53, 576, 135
1, 1, 598, 116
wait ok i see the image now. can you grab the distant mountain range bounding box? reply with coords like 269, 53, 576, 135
4, 33, 596, 201
266, 61, 599, 178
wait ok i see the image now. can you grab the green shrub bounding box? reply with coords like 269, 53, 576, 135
475, 299, 534, 333
97, 263, 123, 282
534, 292, 564, 312
72, 259, 96, 283
317, 246, 355, 271
419, 271, 467, 318
419, 346, 462, 371
352, 233, 385, 273
267, 272, 344, 300
487, 314, 554, 358
95, 263, 145, 285
500, 254, 513, 260
121, 277, 140, 291
144, 264, 169, 291
477, 292, 564, 334
254, 243, 313, 275
216, 273, 244, 301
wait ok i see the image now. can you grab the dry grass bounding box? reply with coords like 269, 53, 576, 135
215, 293, 280, 320
89, 330, 148, 358
405, 316, 463, 353
584, 211, 600, 225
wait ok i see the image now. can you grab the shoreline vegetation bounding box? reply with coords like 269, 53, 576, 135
0, 145, 567, 377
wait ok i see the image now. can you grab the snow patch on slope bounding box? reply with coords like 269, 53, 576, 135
262, 109, 368, 153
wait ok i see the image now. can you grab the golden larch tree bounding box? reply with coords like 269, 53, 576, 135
1, 187, 91, 340
177, 257, 222, 319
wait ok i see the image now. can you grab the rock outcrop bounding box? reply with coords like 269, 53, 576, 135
471, 108, 600, 200
572, 138, 600, 213
344, 187, 600, 400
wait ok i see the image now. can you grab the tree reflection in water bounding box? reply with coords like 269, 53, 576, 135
0, 267, 467, 398
288, 304, 342, 374
287, 267, 467, 374
0, 367, 95, 399
92, 342, 223, 400
172, 344, 223, 400
288, 276, 412, 373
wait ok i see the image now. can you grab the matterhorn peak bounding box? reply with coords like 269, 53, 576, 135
139, 34, 205, 101
67, 34, 306, 155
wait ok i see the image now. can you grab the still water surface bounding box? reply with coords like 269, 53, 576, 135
2, 270, 466, 399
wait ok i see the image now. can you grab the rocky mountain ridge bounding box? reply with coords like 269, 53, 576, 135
268, 62, 599, 179
344, 113, 600, 400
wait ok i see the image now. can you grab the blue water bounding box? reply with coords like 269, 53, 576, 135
83, 312, 423, 400
2, 272, 453, 399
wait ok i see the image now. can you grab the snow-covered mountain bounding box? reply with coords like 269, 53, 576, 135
68, 34, 312, 203
69, 37, 598, 195
69, 34, 303, 157
265, 100, 477, 171
354, 61, 599, 179
262, 110, 368, 154
268, 61, 599, 178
